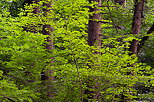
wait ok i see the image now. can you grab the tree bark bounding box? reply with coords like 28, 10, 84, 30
88, 0, 102, 49
42, 1, 54, 51
126, 0, 145, 101
129, 0, 145, 55
24, 0, 54, 98
85, 0, 102, 101
41, 0, 55, 98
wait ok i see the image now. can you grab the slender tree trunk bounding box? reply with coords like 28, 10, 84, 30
32, 0, 41, 14
129, 0, 145, 55
42, 1, 54, 51
24, 0, 54, 98
24, 0, 41, 14
42, 0, 55, 98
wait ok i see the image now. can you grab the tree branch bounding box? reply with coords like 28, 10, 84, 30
139, 23, 154, 49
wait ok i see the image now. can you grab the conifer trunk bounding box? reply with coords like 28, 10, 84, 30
129, 0, 145, 55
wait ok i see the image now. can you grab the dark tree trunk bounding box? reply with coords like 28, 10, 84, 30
42, 0, 54, 51
126, 0, 145, 101
84, 0, 102, 101
129, 0, 145, 55
42, 0, 55, 98
24, 0, 54, 98
88, 0, 102, 49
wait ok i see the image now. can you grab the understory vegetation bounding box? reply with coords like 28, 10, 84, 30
0, 0, 154, 101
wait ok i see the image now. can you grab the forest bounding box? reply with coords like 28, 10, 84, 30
0, 0, 154, 102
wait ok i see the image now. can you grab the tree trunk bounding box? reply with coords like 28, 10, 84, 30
85, 0, 102, 101
129, 0, 145, 55
42, 0, 55, 98
88, 0, 102, 49
24, 0, 54, 98
126, 0, 145, 101
42, 1, 54, 51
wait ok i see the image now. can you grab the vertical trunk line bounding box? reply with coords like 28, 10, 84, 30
42, 0, 55, 98
85, 0, 102, 101
125, 0, 145, 101
24, 0, 54, 99
129, 0, 145, 55
88, 0, 102, 49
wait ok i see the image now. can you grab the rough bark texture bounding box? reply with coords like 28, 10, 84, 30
129, 0, 145, 55
88, 0, 102, 49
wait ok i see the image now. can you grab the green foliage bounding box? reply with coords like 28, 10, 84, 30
0, 0, 153, 102
0, 2, 49, 101
0, 79, 39, 102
